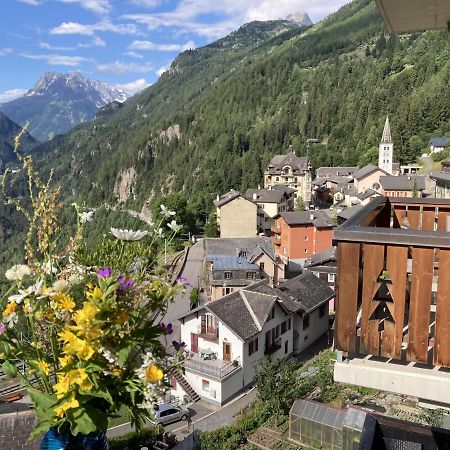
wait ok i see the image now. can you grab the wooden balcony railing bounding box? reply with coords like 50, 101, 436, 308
334, 196, 450, 368
197, 326, 219, 341
264, 337, 282, 355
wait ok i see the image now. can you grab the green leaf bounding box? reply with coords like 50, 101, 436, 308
2, 361, 17, 378
28, 387, 57, 411
116, 345, 133, 367
27, 417, 56, 443
67, 405, 108, 435
79, 386, 113, 405
0, 341, 11, 357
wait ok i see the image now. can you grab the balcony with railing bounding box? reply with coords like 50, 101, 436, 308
264, 337, 282, 355
333, 196, 450, 404
184, 354, 241, 381
197, 325, 219, 341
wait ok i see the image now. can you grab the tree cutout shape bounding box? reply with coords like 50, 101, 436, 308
369, 270, 395, 331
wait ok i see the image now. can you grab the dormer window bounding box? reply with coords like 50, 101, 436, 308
224, 272, 232, 280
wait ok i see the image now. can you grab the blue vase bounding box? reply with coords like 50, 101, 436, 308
40, 427, 108, 450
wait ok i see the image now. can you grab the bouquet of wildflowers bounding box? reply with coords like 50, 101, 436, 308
0, 127, 187, 440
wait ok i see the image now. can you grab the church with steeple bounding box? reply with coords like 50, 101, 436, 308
379, 116, 394, 175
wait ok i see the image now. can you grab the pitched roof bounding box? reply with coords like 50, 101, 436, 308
303, 248, 336, 268
241, 290, 278, 330
381, 116, 393, 144
430, 171, 450, 183
205, 237, 275, 260
429, 137, 450, 148
213, 189, 243, 208
279, 211, 335, 228
208, 255, 258, 270
275, 272, 335, 315
266, 147, 310, 172
336, 204, 365, 221
245, 188, 287, 204
380, 175, 426, 191
316, 167, 357, 178
357, 188, 379, 201
353, 164, 387, 180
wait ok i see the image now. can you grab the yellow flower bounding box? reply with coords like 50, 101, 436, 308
145, 364, 164, 383
59, 355, 73, 367
86, 286, 103, 301
53, 293, 76, 311
112, 368, 123, 377
68, 368, 93, 392
53, 374, 71, 399
74, 302, 99, 325
54, 395, 79, 418
59, 329, 78, 346
75, 341, 94, 361
114, 310, 129, 324
36, 360, 50, 376
3, 302, 17, 317
22, 304, 32, 314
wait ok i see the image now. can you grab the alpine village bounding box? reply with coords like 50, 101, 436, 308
1, 0, 450, 449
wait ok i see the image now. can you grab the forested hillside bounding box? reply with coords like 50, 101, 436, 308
3, 0, 450, 269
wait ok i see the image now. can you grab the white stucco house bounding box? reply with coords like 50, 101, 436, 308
171, 273, 334, 405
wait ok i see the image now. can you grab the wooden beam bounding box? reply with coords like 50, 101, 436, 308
360, 244, 385, 355
421, 206, 436, 231
382, 245, 408, 359
408, 247, 434, 363
437, 207, 450, 232
335, 242, 360, 353
434, 249, 450, 367
407, 206, 421, 230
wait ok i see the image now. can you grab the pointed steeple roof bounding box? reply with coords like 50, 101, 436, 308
381, 116, 393, 144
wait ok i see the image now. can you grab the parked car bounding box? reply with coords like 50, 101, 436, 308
149, 402, 190, 426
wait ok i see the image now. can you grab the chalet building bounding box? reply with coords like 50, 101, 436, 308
244, 187, 296, 233
379, 175, 425, 198
264, 146, 312, 206
315, 167, 356, 179
214, 190, 257, 238
204, 238, 285, 302
428, 137, 450, 154
172, 274, 334, 405
333, 196, 450, 405
272, 211, 335, 271
430, 172, 450, 199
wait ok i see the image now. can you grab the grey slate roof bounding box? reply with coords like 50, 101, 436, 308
241, 290, 278, 329
272, 185, 297, 194
245, 188, 288, 204
213, 190, 243, 208
336, 204, 364, 221
266, 149, 310, 173
276, 272, 335, 315
280, 211, 335, 229
357, 188, 379, 201
209, 255, 258, 270
380, 176, 425, 191
429, 137, 450, 148
304, 248, 336, 268
430, 171, 450, 183
205, 237, 275, 260
316, 167, 356, 178
353, 164, 387, 180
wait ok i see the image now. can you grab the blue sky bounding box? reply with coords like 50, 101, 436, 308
0, 0, 350, 102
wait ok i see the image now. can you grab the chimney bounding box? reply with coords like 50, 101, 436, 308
253, 193, 258, 200
309, 213, 315, 222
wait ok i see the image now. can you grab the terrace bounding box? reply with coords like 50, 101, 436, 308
333, 196, 450, 404
184, 353, 241, 381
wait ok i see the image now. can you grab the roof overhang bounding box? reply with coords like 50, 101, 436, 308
376, 0, 450, 32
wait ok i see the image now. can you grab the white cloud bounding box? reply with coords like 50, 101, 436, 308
128, 0, 161, 8
17, 0, 41, 5
125, 51, 144, 59
156, 65, 168, 77
39, 42, 76, 50
113, 78, 150, 95
128, 39, 195, 52
0, 48, 13, 56
96, 60, 153, 74
51, 20, 140, 36
20, 53, 90, 66
78, 36, 107, 47
0, 88, 27, 103
57, 0, 111, 15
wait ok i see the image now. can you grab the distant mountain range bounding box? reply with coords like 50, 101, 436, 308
0, 72, 128, 142
286, 12, 314, 26
0, 111, 38, 173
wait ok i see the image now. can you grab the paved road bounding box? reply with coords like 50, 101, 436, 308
162, 239, 205, 341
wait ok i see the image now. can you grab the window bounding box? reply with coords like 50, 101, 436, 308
304, 249, 308, 254
305, 236, 308, 241
248, 338, 259, 356
319, 304, 327, 318
288, 318, 291, 330
276, 177, 279, 181
285, 340, 289, 354
246, 271, 254, 280
222, 287, 232, 296
281, 321, 287, 334
224, 271, 232, 280
303, 316, 310, 330
260, 262, 265, 271
202, 379, 210, 392
328, 273, 336, 283
275, 325, 281, 337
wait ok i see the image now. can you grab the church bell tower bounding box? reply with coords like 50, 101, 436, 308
379, 116, 393, 175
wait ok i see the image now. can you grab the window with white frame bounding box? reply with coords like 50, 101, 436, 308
224, 271, 232, 280
202, 379, 210, 392
328, 273, 336, 283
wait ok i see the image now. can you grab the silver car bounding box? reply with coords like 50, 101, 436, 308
149, 403, 190, 426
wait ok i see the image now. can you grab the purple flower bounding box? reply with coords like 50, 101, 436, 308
97, 267, 112, 278
159, 322, 173, 334
117, 276, 134, 295
0, 323, 5, 335
177, 276, 193, 288
172, 340, 186, 351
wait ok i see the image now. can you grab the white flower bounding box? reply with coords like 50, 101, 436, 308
79, 210, 95, 223
160, 204, 176, 218
42, 261, 58, 275
157, 228, 164, 237
8, 289, 29, 304
167, 220, 182, 232
5, 264, 32, 281
4, 313, 18, 328
110, 228, 149, 241
52, 280, 69, 292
